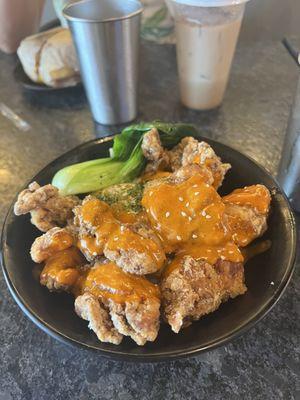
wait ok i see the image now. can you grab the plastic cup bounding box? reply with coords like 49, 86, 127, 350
166, 0, 250, 110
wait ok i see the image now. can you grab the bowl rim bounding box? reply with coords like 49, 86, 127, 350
1, 136, 297, 362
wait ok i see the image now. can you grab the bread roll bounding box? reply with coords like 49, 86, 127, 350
17, 27, 80, 88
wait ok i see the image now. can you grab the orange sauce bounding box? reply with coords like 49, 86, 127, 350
141, 178, 272, 278
80, 196, 115, 226
79, 262, 160, 303
223, 185, 271, 247
111, 206, 147, 224
177, 241, 243, 265
107, 225, 166, 268
77, 197, 165, 271
37, 229, 74, 261
77, 235, 103, 258
224, 211, 258, 247
192, 155, 222, 188
163, 242, 243, 278
41, 247, 86, 287
142, 171, 172, 182
142, 175, 230, 252
223, 185, 271, 214
77, 197, 117, 257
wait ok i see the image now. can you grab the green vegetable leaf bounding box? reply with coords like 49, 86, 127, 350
52, 121, 199, 195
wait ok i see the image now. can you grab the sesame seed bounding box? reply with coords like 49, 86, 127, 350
205, 184, 210, 187
176, 235, 182, 241
217, 250, 221, 254
113, 237, 118, 241
192, 234, 198, 239
188, 216, 193, 222
207, 249, 212, 253
149, 191, 153, 197
165, 211, 170, 218
120, 226, 125, 232
206, 215, 212, 219
92, 252, 97, 256
201, 210, 206, 217
229, 250, 234, 254
185, 202, 190, 207
181, 211, 187, 217
220, 255, 225, 260
193, 184, 198, 188
179, 197, 183, 202
270, 281, 275, 285
195, 192, 200, 196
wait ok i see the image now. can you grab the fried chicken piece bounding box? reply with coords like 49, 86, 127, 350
76, 262, 161, 345
30, 227, 74, 263
167, 137, 189, 171
14, 182, 80, 232
73, 196, 114, 256
75, 196, 166, 275
223, 184, 271, 247
75, 293, 123, 345
142, 128, 170, 173
109, 299, 160, 345
40, 247, 87, 291
161, 256, 246, 333
168, 137, 231, 188
144, 164, 214, 194
142, 128, 165, 161
104, 221, 166, 275
172, 164, 214, 185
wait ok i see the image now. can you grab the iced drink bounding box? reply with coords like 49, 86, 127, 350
167, 0, 248, 110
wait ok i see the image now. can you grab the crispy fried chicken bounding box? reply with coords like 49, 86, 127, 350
75, 262, 161, 345
168, 137, 231, 188
40, 246, 87, 291
14, 182, 80, 232
142, 128, 170, 173
14, 132, 272, 347
75, 293, 123, 345
74, 196, 166, 275
223, 184, 271, 247
30, 227, 74, 263
161, 256, 246, 333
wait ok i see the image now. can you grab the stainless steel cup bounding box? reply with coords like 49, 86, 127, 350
63, 0, 143, 125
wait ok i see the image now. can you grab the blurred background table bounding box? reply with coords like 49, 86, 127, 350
0, 0, 299, 399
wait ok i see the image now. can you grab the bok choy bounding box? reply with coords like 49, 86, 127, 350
52, 122, 199, 195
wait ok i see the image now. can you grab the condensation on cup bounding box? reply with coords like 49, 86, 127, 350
167, 0, 250, 110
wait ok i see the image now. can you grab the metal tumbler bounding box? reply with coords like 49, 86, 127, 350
277, 76, 300, 213
63, 0, 143, 125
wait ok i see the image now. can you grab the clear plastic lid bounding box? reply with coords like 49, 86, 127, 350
171, 0, 249, 6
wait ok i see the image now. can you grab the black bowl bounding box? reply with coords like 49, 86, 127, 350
1, 136, 297, 362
